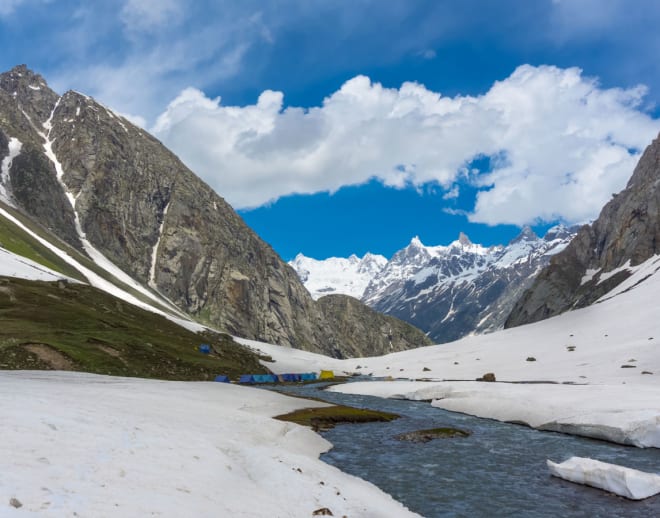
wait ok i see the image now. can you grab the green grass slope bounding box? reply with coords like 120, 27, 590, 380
0, 276, 269, 380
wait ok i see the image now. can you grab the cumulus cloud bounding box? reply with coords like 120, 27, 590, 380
152, 65, 659, 226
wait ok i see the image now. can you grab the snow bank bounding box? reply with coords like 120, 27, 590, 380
0, 246, 79, 283
547, 457, 660, 500
0, 371, 419, 517
329, 381, 660, 447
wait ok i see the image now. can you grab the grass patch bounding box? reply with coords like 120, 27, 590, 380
0, 276, 269, 380
275, 405, 399, 431
394, 427, 471, 443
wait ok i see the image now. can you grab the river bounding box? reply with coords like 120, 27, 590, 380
270, 381, 660, 517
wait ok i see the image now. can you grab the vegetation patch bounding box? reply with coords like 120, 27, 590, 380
275, 405, 399, 432
0, 276, 268, 380
394, 427, 471, 443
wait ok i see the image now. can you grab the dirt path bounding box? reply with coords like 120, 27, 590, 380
24, 344, 74, 370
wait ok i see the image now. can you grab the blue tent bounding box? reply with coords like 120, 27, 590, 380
214, 375, 230, 383
253, 374, 278, 383
238, 374, 256, 384
280, 373, 301, 382
199, 344, 211, 354
300, 372, 317, 381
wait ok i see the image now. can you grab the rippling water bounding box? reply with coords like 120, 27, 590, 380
271, 382, 660, 517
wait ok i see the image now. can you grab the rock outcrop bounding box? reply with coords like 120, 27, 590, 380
506, 132, 660, 328
316, 294, 433, 357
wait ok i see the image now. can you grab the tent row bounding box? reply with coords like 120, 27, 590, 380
238, 372, 318, 384
213, 370, 335, 384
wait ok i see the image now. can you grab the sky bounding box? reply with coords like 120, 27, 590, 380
2, 0, 660, 260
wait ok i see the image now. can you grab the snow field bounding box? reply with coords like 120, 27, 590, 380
0, 371, 419, 517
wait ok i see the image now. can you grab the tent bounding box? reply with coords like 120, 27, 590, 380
253, 374, 278, 383
280, 373, 301, 382
319, 370, 334, 380
300, 372, 317, 381
199, 344, 211, 354
214, 375, 230, 383
238, 374, 256, 384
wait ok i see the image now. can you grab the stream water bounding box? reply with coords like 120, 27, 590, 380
270, 382, 660, 517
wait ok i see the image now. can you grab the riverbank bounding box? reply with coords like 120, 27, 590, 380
327, 380, 660, 447
274, 381, 660, 517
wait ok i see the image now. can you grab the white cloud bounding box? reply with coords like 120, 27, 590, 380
152, 65, 659, 226
443, 185, 459, 200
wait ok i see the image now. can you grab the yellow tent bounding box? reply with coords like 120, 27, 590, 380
319, 370, 334, 379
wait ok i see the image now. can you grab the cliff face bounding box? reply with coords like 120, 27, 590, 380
0, 65, 427, 357
506, 133, 660, 327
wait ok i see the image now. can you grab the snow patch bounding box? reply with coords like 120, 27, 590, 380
0, 136, 22, 205
148, 201, 170, 289
581, 268, 600, 285
0, 246, 79, 282
598, 260, 632, 284
547, 457, 660, 500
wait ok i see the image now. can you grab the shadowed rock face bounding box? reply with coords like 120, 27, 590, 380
316, 294, 433, 357
506, 133, 660, 328
0, 65, 428, 357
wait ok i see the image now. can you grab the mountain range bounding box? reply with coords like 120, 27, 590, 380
291, 226, 577, 343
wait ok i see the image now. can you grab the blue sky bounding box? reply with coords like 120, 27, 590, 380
2, 0, 660, 260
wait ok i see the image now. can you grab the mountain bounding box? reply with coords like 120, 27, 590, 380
291, 227, 576, 343
289, 252, 387, 300
506, 132, 660, 327
316, 294, 433, 357
0, 64, 429, 359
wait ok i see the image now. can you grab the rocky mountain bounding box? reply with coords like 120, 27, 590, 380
315, 295, 433, 357
291, 227, 576, 343
506, 132, 660, 328
0, 64, 429, 358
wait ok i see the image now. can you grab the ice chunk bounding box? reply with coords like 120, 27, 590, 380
547, 457, 660, 500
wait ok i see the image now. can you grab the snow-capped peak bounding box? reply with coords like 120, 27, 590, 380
509, 225, 539, 244
289, 252, 387, 300
458, 231, 472, 246
409, 235, 424, 248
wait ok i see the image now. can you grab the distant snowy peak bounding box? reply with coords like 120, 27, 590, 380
289, 252, 387, 300
292, 228, 575, 305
